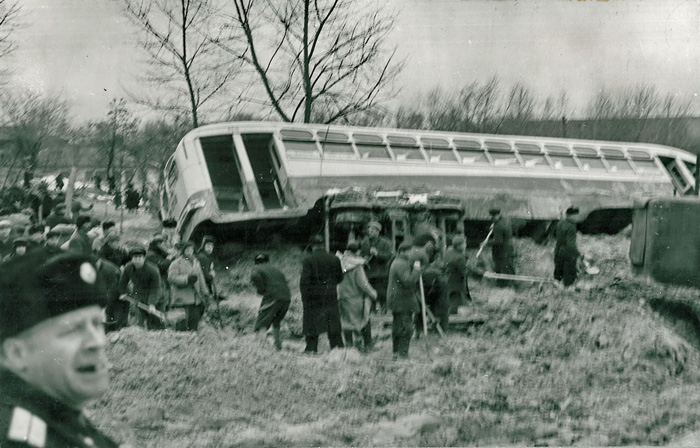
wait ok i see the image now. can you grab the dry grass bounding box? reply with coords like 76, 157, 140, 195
84, 210, 700, 447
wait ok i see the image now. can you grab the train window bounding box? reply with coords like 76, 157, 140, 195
572, 146, 597, 157
421, 137, 449, 149
544, 144, 570, 155
320, 142, 356, 157
627, 149, 652, 160
514, 142, 542, 154
356, 144, 391, 159
572, 146, 605, 170
453, 139, 482, 150
391, 145, 425, 162
484, 140, 512, 153
600, 147, 625, 159
387, 135, 417, 146
353, 133, 384, 144
627, 149, 661, 173
318, 131, 348, 142
280, 129, 314, 140
283, 140, 320, 157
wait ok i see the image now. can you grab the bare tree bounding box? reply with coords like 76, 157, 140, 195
229, 0, 402, 123
122, 0, 235, 128
0, 89, 71, 189
82, 99, 140, 195
0, 0, 21, 82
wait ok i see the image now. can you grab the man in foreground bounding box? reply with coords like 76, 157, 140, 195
0, 249, 119, 447
387, 241, 421, 359
554, 207, 581, 287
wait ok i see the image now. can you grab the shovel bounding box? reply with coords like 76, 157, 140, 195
119, 294, 186, 330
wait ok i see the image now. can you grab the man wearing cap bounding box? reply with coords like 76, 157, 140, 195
251, 253, 291, 350
168, 241, 210, 331
66, 216, 95, 255
44, 231, 61, 250
119, 246, 163, 329
91, 221, 117, 253
44, 204, 71, 229
0, 249, 119, 447
443, 235, 472, 326
359, 220, 393, 314
195, 236, 216, 294
554, 207, 581, 287
387, 240, 421, 358
299, 235, 345, 353
0, 220, 14, 259
487, 208, 515, 287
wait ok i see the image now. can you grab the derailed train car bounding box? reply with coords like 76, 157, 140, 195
158, 121, 697, 246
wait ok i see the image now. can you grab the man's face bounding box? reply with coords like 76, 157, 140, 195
203, 242, 214, 255
15, 246, 26, 256
10, 306, 109, 409
183, 246, 194, 258
367, 226, 380, 239
0, 227, 11, 240
132, 254, 146, 268
456, 240, 466, 253
29, 232, 43, 243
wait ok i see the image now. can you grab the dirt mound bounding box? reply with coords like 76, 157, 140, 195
86, 231, 700, 447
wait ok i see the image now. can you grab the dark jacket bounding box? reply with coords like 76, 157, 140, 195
119, 261, 162, 306
195, 249, 215, 288
0, 369, 118, 447
251, 265, 291, 311
66, 230, 92, 255
387, 254, 421, 313
554, 218, 579, 258
359, 235, 394, 281
146, 245, 172, 279
299, 249, 344, 335
444, 246, 471, 302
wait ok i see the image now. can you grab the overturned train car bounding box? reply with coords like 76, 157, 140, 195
158, 121, 697, 246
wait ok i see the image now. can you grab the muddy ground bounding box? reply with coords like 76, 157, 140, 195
80, 207, 700, 447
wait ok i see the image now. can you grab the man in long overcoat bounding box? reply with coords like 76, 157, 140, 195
554, 207, 581, 287
487, 208, 515, 286
300, 235, 344, 353
443, 235, 472, 325
387, 240, 422, 358
359, 220, 393, 313
168, 241, 210, 331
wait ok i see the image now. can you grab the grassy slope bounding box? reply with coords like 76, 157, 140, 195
86, 217, 700, 447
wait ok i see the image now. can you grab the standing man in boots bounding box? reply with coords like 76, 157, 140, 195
300, 235, 344, 353
387, 241, 421, 359
554, 207, 581, 287
360, 220, 393, 313
251, 253, 291, 350
487, 208, 515, 287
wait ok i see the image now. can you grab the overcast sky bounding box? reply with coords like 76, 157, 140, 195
8, 0, 700, 123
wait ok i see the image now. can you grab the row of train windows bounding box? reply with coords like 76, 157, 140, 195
278, 130, 660, 173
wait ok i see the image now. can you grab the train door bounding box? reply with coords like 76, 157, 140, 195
200, 135, 250, 212
240, 134, 291, 210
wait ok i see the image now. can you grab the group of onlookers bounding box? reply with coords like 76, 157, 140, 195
0, 215, 217, 333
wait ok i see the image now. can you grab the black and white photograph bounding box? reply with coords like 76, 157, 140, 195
1, 0, 700, 446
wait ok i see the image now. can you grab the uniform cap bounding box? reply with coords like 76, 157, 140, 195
13, 238, 27, 248
0, 249, 106, 341
254, 253, 270, 264
129, 246, 147, 257
202, 236, 215, 245
180, 240, 196, 253
566, 207, 579, 215
489, 208, 501, 216
310, 235, 324, 245
366, 220, 382, 231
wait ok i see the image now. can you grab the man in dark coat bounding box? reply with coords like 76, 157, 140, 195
359, 220, 394, 313
97, 256, 128, 332
554, 207, 581, 287
251, 253, 291, 350
443, 235, 472, 324
195, 235, 216, 294
45, 203, 71, 228
299, 235, 344, 353
119, 247, 163, 329
487, 208, 515, 286
66, 216, 94, 255
387, 240, 421, 358
0, 249, 119, 447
